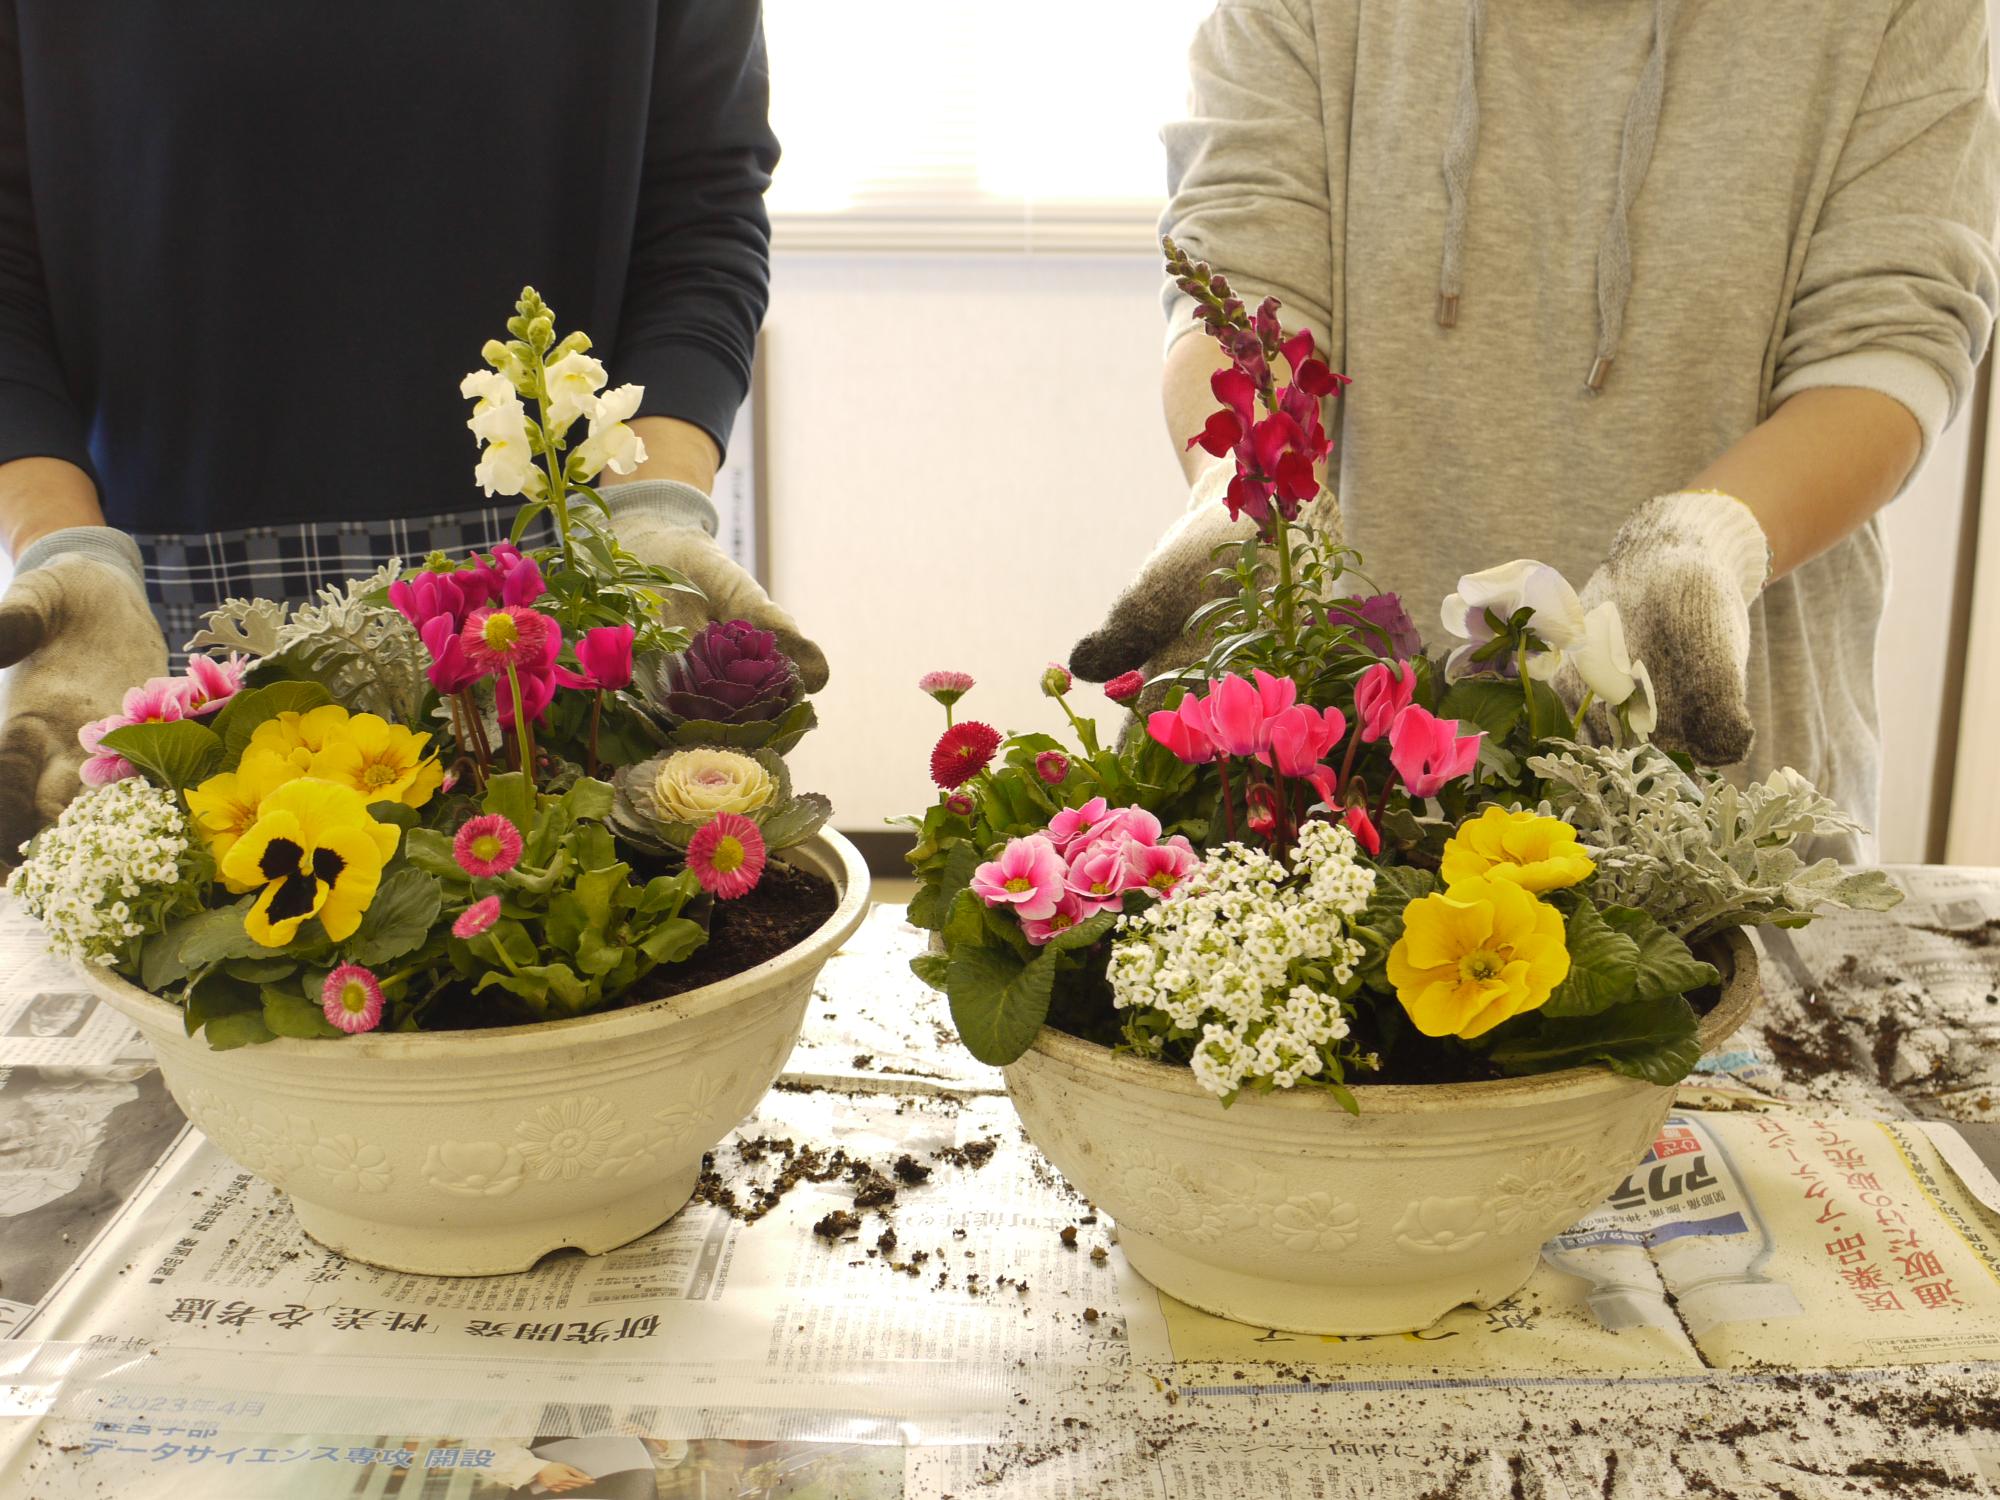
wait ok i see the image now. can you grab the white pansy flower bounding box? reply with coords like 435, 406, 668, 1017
572, 383, 648, 481
468, 395, 545, 499
542, 351, 609, 431
1439, 559, 1587, 682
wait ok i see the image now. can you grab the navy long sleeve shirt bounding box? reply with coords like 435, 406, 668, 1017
0, 2, 777, 533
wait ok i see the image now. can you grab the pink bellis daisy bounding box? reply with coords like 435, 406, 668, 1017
930, 721, 1002, 789
322, 964, 385, 1034
688, 812, 768, 900
453, 814, 524, 877
918, 669, 975, 707
461, 605, 557, 676
452, 895, 502, 939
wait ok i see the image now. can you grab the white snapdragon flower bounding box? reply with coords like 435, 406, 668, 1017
1570, 599, 1658, 737
571, 382, 649, 481
1107, 823, 1374, 1100
542, 351, 609, 431
467, 392, 545, 499
1439, 559, 1587, 682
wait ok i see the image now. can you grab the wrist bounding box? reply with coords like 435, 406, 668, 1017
1187, 454, 1236, 513
599, 477, 719, 539
1638, 490, 1769, 605
13, 526, 144, 591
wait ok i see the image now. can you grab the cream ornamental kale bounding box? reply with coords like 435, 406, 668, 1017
1528, 741, 1902, 941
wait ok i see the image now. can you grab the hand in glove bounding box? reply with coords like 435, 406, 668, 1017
601, 479, 829, 692
1068, 458, 1343, 695
0, 529, 167, 858
1577, 490, 1769, 765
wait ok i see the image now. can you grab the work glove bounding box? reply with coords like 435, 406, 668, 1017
1575, 490, 1769, 765
0, 529, 167, 859
601, 479, 829, 692
1069, 459, 1344, 700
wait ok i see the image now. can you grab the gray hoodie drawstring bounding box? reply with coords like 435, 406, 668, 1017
1435, 0, 1679, 393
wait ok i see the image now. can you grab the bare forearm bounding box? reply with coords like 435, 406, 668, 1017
1163, 335, 1236, 483
1689, 387, 1921, 581
618, 416, 721, 493
0, 457, 101, 561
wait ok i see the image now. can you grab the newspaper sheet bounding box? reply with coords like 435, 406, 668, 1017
4, 893, 2000, 1495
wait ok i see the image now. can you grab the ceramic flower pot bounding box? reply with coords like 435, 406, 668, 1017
80, 832, 870, 1276
1004, 929, 1758, 1335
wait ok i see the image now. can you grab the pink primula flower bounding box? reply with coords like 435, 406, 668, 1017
1072, 805, 1161, 857
77, 715, 137, 786
1354, 660, 1418, 743
1021, 891, 1090, 947
181, 653, 251, 716
1123, 835, 1198, 898
1046, 797, 1110, 851
1065, 839, 1139, 915
76, 676, 195, 785
970, 834, 1068, 922
1387, 705, 1483, 798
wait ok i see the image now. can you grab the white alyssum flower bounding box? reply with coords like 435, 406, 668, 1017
6, 779, 201, 968
1107, 820, 1375, 1100
1439, 559, 1586, 682
571, 382, 648, 481
542, 351, 609, 430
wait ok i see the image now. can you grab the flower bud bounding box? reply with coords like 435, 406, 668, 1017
1103, 670, 1146, 704
1040, 662, 1073, 698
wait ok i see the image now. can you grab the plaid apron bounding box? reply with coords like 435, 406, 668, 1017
135, 504, 554, 663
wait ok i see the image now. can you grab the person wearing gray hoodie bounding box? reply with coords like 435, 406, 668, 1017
1070, 0, 2000, 858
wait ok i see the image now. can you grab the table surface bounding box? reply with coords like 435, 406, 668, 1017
1, 872, 1998, 1499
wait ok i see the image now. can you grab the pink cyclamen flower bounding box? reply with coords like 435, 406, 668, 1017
1103, 670, 1146, 704
1345, 805, 1383, 856
389, 568, 480, 632
180, 653, 251, 716
1072, 805, 1162, 857
1046, 796, 1110, 851
461, 605, 557, 676
918, 669, 975, 707
1203, 671, 1297, 758
453, 814, 524, 877
687, 812, 769, 900
1261, 703, 1346, 779
1245, 782, 1280, 836
1123, 834, 1198, 898
419, 613, 485, 694
1354, 660, 1418, 743
1021, 891, 1090, 947
1387, 705, 1483, 798
452, 895, 502, 939
1065, 839, 1140, 915
1035, 750, 1070, 785
554, 623, 637, 693
970, 834, 1068, 922
321, 964, 385, 1035
1147, 691, 1220, 765
76, 714, 137, 786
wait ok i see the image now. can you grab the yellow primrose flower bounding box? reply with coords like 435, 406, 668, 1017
1438, 806, 1596, 894
309, 712, 443, 808
183, 750, 303, 862
1386, 876, 1570, 1039
247, 704, 358, 775
218, 777, 400, 946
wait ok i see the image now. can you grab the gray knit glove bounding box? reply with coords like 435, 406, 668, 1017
0, 529, 166, 859
1070, 461, 1344, 694
1580, 491, 1769, 765
602, 479, 828, 692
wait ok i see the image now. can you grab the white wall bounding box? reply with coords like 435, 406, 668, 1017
765, 250, 1981, 856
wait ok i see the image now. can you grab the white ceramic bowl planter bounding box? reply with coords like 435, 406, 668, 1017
82, 833, 870, 1277
1005, 930, 1757, 1336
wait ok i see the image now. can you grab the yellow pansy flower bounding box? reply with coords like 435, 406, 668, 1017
309, 712, 443, 809
247, 704, 358, 775
1438, 806, 1596, 894
218, 777, 400, 946
1386, 876, 1570, 1039
183, 750, 303, 862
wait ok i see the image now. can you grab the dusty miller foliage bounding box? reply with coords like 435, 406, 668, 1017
1527, 741, 1902, 941
187, 563, 431, 725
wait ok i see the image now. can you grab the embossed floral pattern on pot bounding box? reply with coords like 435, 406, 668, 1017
1267, 1190, 1361, 1254
1393, 1196, 1490, 1254
423, 1141, 526, 1198
312, 1134, 392, 1194
515, 1097, 625, 1182
1118, 1151, 1225, 1245
1490, 1144, 1598, 1234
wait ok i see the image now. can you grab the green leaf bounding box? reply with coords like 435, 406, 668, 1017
185, 969, 259, 1037
224, 957, 299, 984
1602, 906, 1720, 1002
178, 899, 265, 968
1043, 910, 1119, 954
635, 916, 705, 966
1489, 995, 1703, 1085
344, 868, 442, 966
906, 879, 946, 930
482, 772, 536, 836
756, 793, 832, 851
262, 984, 343, 1039
1438, 679, 1525, 740
633, 871, 698, 916
476, 961, 588, 1012
212, 680, 333, 763
98, 720, 224, 793
945, 944, 1055, 1066
203, 1010, 279, 1050
1541, 898, 1641, 1017
403, 828, 464, 882
910, 951, 950, 990
562, 776, 615, 823
943, 888, 989, 948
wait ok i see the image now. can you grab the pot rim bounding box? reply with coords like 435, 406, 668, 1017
1017, 927, 1758, 1114
81, 829, 872, 1058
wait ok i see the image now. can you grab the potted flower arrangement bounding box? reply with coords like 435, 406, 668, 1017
901, 245, 1898, 1335
7, 291, 869, 1276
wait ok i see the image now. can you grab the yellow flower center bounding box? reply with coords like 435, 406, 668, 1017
1459, 949, 1505, 984
337, 981, 370, 1015
471, 834, 503, 863
360, 759, 401, 790
481, 612, 520, 651
710, 835, 746, 875
1004, 876, 1033, 894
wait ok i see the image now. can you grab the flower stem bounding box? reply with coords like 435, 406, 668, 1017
587, 690, 603, 780
531, 346, 576, 573
505, 665, 536, 791
1272, 514, 1297, 654
1218, 758, 1239, 843
1518, 637, 1540, 741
